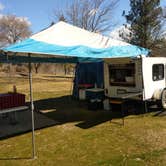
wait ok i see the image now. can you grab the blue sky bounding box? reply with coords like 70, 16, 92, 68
0, 0, 166, 34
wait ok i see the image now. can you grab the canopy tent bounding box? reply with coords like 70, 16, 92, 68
1, 21, 149, 63
0, 21, 150, 159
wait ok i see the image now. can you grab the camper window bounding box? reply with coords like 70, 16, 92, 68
109, 63, 135, 87
152, 64, 164, 81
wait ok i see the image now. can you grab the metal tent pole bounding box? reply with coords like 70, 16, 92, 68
28, 54, 36, 159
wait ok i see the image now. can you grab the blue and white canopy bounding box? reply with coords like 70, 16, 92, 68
2, 21, 149, 62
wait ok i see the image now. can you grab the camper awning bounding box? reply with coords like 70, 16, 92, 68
1, 21, 149, 62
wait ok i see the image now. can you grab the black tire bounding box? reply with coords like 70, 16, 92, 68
161, 88, 166, 110
156, 101, 162, 109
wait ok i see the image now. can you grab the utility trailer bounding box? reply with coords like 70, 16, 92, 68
104, 56, 166, 109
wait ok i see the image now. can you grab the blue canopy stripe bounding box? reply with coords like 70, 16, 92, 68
3, 38, 149, 59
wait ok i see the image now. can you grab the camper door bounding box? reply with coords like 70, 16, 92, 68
142, 57, 165, 100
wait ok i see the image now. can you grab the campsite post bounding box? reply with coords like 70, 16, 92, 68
28, 53, 36, 159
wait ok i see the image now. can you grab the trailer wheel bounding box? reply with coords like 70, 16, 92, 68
161, 88, 166, 109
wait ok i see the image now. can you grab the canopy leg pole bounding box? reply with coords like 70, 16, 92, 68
28, 55, 36, 159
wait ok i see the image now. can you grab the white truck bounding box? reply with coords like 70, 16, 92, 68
104, 56, 166, 109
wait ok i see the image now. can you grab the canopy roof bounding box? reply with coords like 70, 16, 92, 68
1, 21, 149, 63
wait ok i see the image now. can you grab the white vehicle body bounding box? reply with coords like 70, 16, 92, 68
104, 57, 166, 102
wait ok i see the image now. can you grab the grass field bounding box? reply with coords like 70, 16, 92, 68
0, 74, 166, 166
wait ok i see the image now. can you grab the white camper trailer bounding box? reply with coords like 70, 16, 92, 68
104, 56, 166, 109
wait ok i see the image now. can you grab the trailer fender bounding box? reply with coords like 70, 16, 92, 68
152, 89, 163, 100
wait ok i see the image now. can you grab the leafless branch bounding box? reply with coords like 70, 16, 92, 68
0, 15, 31, 47
52, 0, 119, 34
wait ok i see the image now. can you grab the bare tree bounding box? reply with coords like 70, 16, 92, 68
54, 0, 119, 33
0, 14, 31, 47
33, 63, 41, 74
0, 14, 32, 74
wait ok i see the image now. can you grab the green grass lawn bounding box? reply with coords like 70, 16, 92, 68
0, 74, 166, 166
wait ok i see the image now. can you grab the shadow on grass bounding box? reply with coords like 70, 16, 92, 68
152, 110, 166, 116
34, 95, 120, 129
0, 96, 123, 140
0, 95, 162, 141
34, 96, 159, 129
